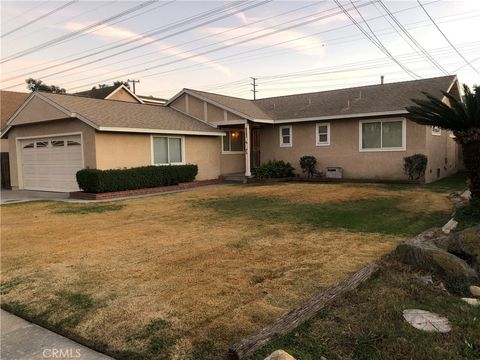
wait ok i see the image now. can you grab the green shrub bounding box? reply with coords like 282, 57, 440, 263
299, 155, 317, 177
403, 154, 428, 180
254, 160, 294, 179
76, 165, 198, 193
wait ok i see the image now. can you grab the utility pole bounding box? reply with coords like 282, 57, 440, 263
127, 79, 140, 94
250, 77, 258, 100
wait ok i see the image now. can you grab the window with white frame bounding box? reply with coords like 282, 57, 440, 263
360, 119, 405, 151
316, 122, 330, 146
279, 125, 292, 147
432, 126, 442, 136
222, 130, 244, 153
152, 136, 184, 164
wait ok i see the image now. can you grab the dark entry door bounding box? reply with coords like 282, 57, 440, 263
251, 127, 261, 170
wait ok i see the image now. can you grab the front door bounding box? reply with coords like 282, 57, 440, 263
251, 127, 261, 170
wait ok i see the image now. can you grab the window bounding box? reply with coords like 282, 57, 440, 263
279, 125, 292, 147
51, 140, 65, 147
23, 142, 34, 149
67, 140, 81, 146
316, 122, 330, 146
360, 119, 405, 151
222, 130, 244, 153
35, 141, 48, 148
152, 136, 184, 165
432, 126, 441, 136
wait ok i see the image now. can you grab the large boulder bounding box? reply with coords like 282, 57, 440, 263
396, 243, 478, 281
396, 229, 478, 293
264, 350, 296, 360
444, 225, 480, 272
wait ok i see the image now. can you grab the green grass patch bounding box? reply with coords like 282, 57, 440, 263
197, 196, 449, 236
248, 258, 480, 360
53, 203, 124, 214
384, 172, 468, 193
0, 276, 24, 295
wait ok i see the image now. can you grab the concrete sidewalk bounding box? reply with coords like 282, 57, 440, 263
0, 190, 69, 205
1, 310, 114, 360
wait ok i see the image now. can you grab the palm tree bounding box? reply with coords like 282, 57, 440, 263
405, 84, 480, 200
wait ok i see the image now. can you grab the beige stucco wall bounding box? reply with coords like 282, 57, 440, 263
221, 153, 245, 175
95, 132, 222, 180
425, 128, 460, 183
107, 88, 139, 103
11, 96, 68, 126
259, 117, 428, 181
95, 132, 151, 169
7, 118, 96, 189
170, 94, 186, 112
185, 136, 222, 180
1, 138, 9, 152
188, 96, 205, 121
169, 93, 246, 124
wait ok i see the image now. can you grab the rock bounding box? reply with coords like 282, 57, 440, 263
396, 243, 478, 281
416, 275, 434, 286
470, 285, 480, 297
444, 225, 480, 272
461, 297, 480, 306
264, 350, 296, 360
461, 190, 471, 200
442, 218, 458, 234
403, 309, 451, 333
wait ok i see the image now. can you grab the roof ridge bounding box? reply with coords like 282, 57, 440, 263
253, 75, 457, 102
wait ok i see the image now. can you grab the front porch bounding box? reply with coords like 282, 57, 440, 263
219, 121, 260, 178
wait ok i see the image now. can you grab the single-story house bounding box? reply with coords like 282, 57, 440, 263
1, 75, 461, 192
0, 90, 30, 188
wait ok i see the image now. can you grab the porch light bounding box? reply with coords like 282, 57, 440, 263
231, 131, 239, 139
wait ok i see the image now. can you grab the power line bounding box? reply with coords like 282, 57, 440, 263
63, 4, 476, 93
1, 1, 79, 38
376, 0, 449, 75
1, 0, 160, 62
334, 0, 420, 79
20, 0, 325, 83
67, 2, 374, 91
416, 0, 480, 75
3, 1, 49, 25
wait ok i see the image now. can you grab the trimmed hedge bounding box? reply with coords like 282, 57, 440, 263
76, 165, 198, 193
254, 160, 295, 179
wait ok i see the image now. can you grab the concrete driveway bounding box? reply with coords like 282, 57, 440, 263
1, 190, 69, 205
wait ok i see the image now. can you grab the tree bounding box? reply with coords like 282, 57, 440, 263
25, 78, 65, 93
406, 84, 480, 200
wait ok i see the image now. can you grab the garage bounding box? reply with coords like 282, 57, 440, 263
20, 135, 83, 192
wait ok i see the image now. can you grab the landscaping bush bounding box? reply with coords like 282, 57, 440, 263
254, 160, 294, 179
299, 155, 317, 177
76, 165, 198, 193
403, 154, 428, 180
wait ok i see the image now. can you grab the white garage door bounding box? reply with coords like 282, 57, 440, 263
21, 136, 83, 192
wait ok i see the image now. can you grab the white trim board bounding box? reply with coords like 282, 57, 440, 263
99, 126, 225, 136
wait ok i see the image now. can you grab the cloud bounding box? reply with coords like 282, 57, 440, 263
203, 26, 326, 57
62, 22, 232, 76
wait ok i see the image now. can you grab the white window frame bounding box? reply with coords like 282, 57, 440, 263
151, 135, 185, 165
359, 118, 406, 152
316, 122, 330, 146
279, 125, 292, 147
221, 130, 245, 154
431, 126, 442, 136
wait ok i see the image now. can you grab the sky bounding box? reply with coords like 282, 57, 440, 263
1, 0, 479, 100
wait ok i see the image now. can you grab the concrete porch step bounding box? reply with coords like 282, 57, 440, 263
222, 173, 248, 184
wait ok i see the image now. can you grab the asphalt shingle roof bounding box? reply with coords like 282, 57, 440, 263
38, 92, 220, 133
188, 75, 457, 120
0, 90, 30, 129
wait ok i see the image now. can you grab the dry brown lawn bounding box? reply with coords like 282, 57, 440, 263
0, 183, 452, 359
